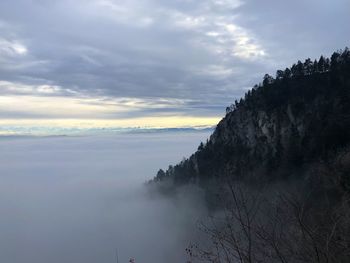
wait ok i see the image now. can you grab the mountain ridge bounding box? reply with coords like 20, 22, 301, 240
153, 48, 350, 192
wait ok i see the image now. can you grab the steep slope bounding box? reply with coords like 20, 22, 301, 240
153, 48, 350, 190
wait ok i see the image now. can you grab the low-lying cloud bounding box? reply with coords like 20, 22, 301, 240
0, 132, 211, 263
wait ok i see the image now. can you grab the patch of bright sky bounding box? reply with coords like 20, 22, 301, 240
0, 38, 28, 56
0, 116, 219, 136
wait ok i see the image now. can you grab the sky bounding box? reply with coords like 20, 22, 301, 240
0, 0, 349, 130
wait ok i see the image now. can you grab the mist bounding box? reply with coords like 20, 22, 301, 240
0, 132, 210, 263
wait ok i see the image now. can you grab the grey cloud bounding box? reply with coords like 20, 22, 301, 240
235, 0, 350, 66
0, 0, 348, 119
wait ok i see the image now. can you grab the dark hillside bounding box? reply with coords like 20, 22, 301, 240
153, 48, 350, 191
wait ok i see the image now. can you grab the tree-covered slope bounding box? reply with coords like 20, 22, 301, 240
153, 48, 350, 189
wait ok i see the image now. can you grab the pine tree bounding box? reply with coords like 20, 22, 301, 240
318, 56, 326, 72
313, 59, 319, 73
295, 60, 304, 76
331, 51, 341, 71
284, 68, 291, 78
263, 74, 274, 86
304, 58, 313, 75
276, 70, 284, 80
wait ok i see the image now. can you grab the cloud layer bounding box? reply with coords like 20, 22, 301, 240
0, 132, 211, 263
0, 0, 349, 123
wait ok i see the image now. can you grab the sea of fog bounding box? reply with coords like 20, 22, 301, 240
0, 131, 211, 263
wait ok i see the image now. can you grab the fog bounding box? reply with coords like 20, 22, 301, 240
0, 132, 211, 263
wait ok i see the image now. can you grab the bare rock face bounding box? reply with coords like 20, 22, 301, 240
154, 49, 350, 186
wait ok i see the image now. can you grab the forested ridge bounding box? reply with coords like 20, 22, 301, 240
153, 48, 350, 190
151, 48, 350, 263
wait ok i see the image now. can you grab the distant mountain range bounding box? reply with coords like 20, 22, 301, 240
0, 126, 214, 137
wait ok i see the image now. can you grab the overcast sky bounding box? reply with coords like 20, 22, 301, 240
0, 0, 349, 128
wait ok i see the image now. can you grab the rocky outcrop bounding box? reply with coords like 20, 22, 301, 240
154, 49, 350, 187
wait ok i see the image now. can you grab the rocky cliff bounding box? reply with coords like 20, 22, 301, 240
154, 48, 350, 190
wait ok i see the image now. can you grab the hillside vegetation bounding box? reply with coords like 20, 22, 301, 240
154, 48, 350, 192
151, 48, 350, 263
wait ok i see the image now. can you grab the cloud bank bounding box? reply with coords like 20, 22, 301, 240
0, 132, 211, 263
0, 0, 348, 123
